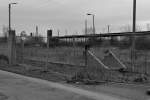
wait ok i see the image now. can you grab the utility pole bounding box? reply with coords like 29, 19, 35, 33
131, 0, 136, 72
133, 0, 136, 33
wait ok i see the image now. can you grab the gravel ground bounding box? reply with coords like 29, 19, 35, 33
0, 70, 130, 100
0, 64, 149, 100
75, 83, 150, 100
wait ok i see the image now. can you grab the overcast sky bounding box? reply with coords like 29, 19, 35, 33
0, 0, 150, 36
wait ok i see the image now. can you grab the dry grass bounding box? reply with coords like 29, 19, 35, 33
0, 44, 148, 83
15, 46, 150, 83
22, 46, 85, 66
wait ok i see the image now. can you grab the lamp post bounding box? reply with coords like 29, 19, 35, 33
87, 13, 95, 34
8, 3, 17, 65
9, 3, 17, 35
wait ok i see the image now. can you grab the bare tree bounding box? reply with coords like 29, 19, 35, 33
2, 25, 9, 37
87, 27, 93, 34
146, 23, 150, 31
120, 24, 142, 32
82, 27, 93, 35
20, 31, 27, 37
119, 25, 132, 32
136, 25, 142, 31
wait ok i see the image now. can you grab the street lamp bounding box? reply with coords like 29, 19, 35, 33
87, 13, 95, 34
9, 2, 17, 35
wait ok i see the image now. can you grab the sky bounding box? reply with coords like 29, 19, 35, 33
0, 0, 150, 36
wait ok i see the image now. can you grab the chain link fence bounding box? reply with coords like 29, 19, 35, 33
13, 32, 150, 83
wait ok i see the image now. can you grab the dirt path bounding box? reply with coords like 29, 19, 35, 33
0, 70, 130, 100
78, 83, 150, 100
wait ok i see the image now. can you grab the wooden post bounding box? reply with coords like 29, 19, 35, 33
8, 30, 16, 65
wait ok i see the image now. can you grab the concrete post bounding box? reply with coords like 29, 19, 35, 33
8, 30, 16, 65
47, 30, 52, 48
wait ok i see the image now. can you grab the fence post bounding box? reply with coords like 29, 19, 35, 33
47, 30, 52, 48
8, 30, 16, 65
84, 45, 89, 67
73, 38, 75, 56
21, 35, 24, 63
145, 52, 148, 75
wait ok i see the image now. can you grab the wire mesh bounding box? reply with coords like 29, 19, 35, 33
15, 35, 150, 83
